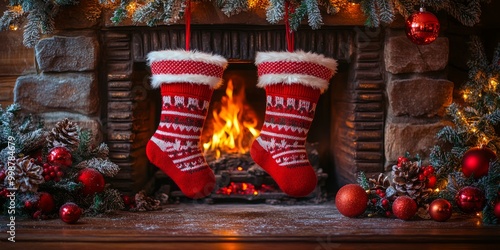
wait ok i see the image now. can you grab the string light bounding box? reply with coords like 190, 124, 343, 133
11, 5, 23, 14
126, 1, 138, 16
490, 77, 498, 91
9, 24, 19, 31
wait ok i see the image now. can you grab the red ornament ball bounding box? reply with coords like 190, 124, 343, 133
47, 147, 73, 168
37, 192, 55, 213
77, 168, 105, 196
335, 184, 368, 218
455, 186, 486, 214
392, 196, 417, 220
59, 202, 82, 224
429, 199, 452, 222
405, 7, 440, 45
494, 202, 500, 220
462, 147, 496, 179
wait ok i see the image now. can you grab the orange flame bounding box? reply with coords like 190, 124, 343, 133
203, 79, 259, 158
216, 182, 275, 196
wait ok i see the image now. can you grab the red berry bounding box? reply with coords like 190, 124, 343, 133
382, 199, 389, 206
49, 166, 55, 172
0, 171, 6, 182
54, 166, 60, 172
427, 166, 435, 175
54, 177, 60, 182
385, 211, 392, 217
376, 189, 381, 195
371, 198, 377, 204
379, 192, 386, 198
43, 163, 50, 168
426, 175, 437, 189
397, 157, 408, 164
419, 174, 426, 181
423, 169, 431, 177
56, 171, 63, 177
44, 175, 51, 181
33, 210, 42, 219
50, 172, 56, 178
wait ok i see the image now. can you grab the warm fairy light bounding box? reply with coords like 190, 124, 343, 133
237, 166, 243, 171
490, 78, 498, 91
11, 5, 23, 14
463, 92, 468, 100
253, 190, 259, 196
471, 127, 477, 133
434, 188, 440, 192
248, 0, 268, 9
126, 1, 137, 16
9, 24, 19, 31
202, 79, 260, 159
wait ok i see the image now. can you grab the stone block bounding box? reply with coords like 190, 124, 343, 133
36, 36, 98, 72
388, 78, 453, 117
385, 36, 449, 74
385, 121, 449, 164
41, 112, 102, 146
14, 73, 98, 115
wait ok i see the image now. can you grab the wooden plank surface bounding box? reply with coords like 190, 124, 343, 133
1, 204, 499, 249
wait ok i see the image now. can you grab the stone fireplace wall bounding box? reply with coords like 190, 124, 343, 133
383, 28, 453, 168
1, 2, 456, 192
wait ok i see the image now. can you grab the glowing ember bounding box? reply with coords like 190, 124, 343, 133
216, 182, 275, 196
203, 79, 260, 158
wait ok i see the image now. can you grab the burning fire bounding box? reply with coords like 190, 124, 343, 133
203, 79, 260, 158
216, 182, 275, 196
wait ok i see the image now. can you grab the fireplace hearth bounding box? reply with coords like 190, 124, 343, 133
102, 24, 386, 194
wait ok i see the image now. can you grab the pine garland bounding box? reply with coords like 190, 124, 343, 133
0, 0, 489, 47
0, 106, 124, 219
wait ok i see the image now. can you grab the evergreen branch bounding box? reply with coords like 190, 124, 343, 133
375, 0, 394, 24
87, 188, 125, 215
75, 158, 120, 177
23, 9, 42, 48
305, 0, 322, 29
0, 6, 25, 30
266, 0, 285, 24
289, 1, 307, 30
17, 128, 47, 154
392, 0, 413, 19
218, 0, 249, 17
92, 143, 110, 159
357, 171, 370, 190
359, 0, 379, 27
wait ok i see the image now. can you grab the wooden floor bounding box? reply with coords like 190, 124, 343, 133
1, 203, 500, 249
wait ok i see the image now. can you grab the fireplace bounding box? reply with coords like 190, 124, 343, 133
102, 24, 386, 195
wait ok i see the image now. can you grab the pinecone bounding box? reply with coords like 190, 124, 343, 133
369, 173, 391, 192
11, 156, 44, 192
47, 118, 80, 151
392, 160, 431, 200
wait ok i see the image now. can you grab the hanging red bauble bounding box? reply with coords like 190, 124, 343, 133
429, 199, 452, 222
455, 186, 486, 213
47, 147, 73, 168
392, 196, 417, 220
405, 7, 440, 45
37, 192, 55, 213
77, 168, 105, 196
462, 147, 496, 179
494, 201, 500, 220
59, 202, 82, 224
335, 184, 368, 218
